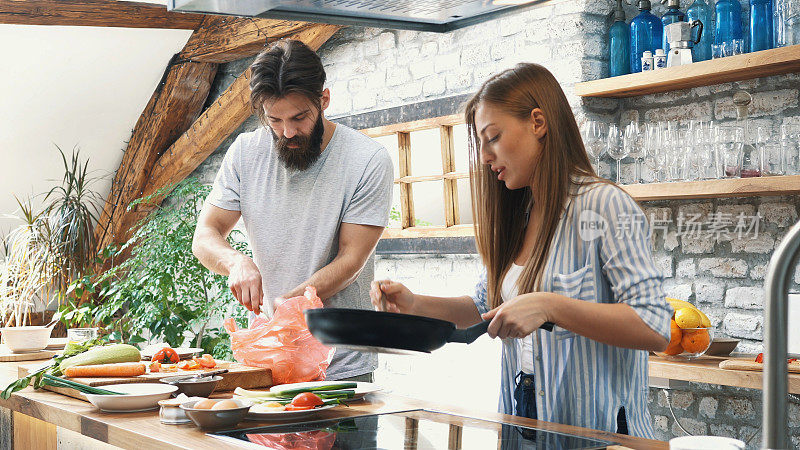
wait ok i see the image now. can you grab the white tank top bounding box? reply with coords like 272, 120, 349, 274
500, 263, 535, 374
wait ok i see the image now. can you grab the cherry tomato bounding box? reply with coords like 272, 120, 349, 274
291, 392, 324, 408
194, 354, 216, 369
149, 361, 161, 373
152, 347, 180, 364
284, 404, 314, 411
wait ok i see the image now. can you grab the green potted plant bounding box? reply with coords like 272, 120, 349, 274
0, 146, 102, 350
0, 197, 58, 351
91, 178, 249, 359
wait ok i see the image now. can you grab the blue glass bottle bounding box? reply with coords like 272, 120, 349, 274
610, 0, 631, 76
714, 0, 743, 45
686, 0, 713, 60
661, 0, 687, 51
749, 0, 774, 51
630, 0, 663, 73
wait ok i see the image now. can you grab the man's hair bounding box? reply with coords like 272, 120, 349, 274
249, 39, 326, 125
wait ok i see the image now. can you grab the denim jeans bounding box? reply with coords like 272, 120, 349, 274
513, 371, 628, 435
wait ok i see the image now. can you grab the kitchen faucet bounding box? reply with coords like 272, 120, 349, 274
762, 218, 800, 449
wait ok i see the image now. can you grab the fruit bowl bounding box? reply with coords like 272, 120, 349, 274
656, 326, 713, 360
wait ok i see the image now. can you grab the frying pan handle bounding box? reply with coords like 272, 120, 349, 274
449, 321, 555, 344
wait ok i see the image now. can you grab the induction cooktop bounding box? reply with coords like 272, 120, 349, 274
209, 409, 615, 449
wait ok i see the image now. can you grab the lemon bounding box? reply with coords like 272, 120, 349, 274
674, 307, 703, 329
666, 297, 697, 311
697, 309, 711, 328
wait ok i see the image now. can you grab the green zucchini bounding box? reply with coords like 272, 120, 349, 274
58, 344, 141, 373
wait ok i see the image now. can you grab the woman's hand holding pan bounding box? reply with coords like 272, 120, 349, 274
482, 292, 554, 339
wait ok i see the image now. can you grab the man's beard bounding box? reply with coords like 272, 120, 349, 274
271, 114, 325, 171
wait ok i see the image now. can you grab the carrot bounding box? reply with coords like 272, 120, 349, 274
64, 362, 147, 378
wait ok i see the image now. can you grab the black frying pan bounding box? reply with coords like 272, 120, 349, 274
305, 308, 554, 354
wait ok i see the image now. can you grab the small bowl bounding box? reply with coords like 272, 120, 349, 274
180, 398, 251, 429
656, 327, 714, 360
158, 394, 197, 424
0, 326, 53, 353
670, 435, 745, 449
160, 375, 222, 397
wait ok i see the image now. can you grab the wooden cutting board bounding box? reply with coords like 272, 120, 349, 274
18, 360, 273, 401
719, 358, 800, 373
0, 345, 57, 362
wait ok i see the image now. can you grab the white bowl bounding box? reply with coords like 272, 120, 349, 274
0, 326, 52, 353
669, 436, 745, 450
84, 383, 178, 412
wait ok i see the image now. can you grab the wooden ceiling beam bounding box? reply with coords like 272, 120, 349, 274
141, 24, 342, 203
0, 0, 204, 29
93, 59, 217, 251
178, 16, 315, 63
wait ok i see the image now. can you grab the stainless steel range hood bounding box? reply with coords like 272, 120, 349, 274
167, 0, 544, 32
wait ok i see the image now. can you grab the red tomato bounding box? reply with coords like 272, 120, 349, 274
291, 392, 324, 408
284, 404, 314, 411
755, 353, 764, 363
194, 354, 216, 369
149, 361, 161, 373
177, 360, 191, 370
152, 347, 180, 364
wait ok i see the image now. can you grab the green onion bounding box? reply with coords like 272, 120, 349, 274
272, 382, 357, 397
42, 374, 123, 396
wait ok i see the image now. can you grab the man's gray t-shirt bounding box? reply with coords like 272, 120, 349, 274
208, 124, 393, 380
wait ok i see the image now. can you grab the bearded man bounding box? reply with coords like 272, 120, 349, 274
192, 39, 393, 382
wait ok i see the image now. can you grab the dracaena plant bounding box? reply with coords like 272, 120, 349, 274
43, 145, 103, 302
89, 178, 249, 359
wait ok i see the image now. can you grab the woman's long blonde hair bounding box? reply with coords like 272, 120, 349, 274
465, 63, 599, 309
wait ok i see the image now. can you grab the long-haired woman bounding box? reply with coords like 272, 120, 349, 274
370, 63, 672, 438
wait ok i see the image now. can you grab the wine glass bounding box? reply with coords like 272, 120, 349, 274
581, 120, 607, 174
645, 122, 665, 182
624, 122, 645, 184
606, 124, 628, 184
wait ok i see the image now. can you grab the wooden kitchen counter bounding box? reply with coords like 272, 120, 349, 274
0, 360, 666, 449
649, 355, 800, 394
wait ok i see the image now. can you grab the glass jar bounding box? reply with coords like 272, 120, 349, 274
67, 327, 98, 344
782, 124, 800, 175
716, 126, 744, 177
758, 126, 784, 176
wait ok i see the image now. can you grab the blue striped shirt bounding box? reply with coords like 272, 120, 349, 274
471, 180, 673, 439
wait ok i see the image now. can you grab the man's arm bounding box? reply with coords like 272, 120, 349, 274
281, 222, 384, 300
193, 204, 265, 314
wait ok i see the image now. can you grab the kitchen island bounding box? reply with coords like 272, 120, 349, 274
0, 360, 665, 449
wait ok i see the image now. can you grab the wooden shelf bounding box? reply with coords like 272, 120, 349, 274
379, 176, 800, 239
574, 45, 800, 98
649, 355, 800, 394
620, 175, 800, 201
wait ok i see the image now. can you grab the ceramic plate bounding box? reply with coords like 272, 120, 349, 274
84, 383, 178, 412
246, 404, 336, 421
269, 381, 382, 401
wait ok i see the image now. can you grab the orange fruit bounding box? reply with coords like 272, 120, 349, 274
663, 320, 684, 355
681, 329, 711, 353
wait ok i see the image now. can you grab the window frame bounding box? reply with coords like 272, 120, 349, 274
361, 114, 473, 239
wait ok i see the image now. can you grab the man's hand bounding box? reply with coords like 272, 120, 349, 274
227, 255, 265, 315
